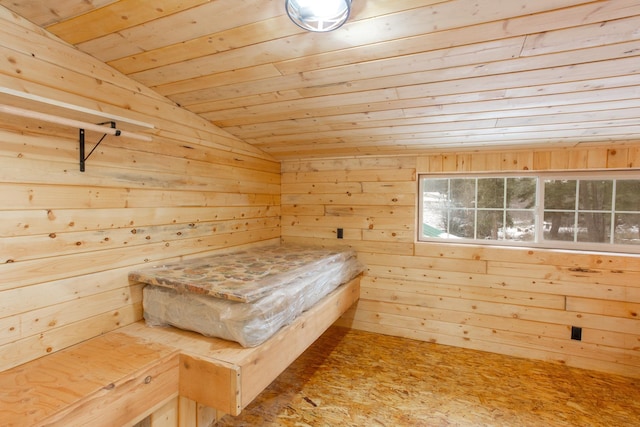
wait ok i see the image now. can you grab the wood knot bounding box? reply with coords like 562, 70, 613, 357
568, 267, 597, 273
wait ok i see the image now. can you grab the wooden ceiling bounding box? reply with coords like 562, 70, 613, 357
3, 0, 640, 160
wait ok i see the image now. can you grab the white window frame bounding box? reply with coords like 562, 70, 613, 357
418, 170, 640, 254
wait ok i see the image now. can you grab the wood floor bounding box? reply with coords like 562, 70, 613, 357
217, 326, 639, 427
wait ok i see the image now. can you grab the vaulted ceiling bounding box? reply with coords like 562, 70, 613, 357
3, 0, 640, 159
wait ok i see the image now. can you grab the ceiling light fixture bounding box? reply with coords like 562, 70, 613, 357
285, 0, 352, 32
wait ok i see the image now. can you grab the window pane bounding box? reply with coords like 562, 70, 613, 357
423, 209, 448, 238
422, 178, 450, 239
477, 178, 504, 208
543, 211, 575, 241
616, 180, 640, 212
614, 213, 640, 245
579, 180, 612, 210
477, 210, 502, 240
449, 209, 474, 238
423, 178, 449, 195
419, 173, 639, 253
577, 213, 611, 243
507, 177, 536, 209
450, 178, 476, 208
504, 211, 535, 241
545, 180, 576, 210
423, 190, 448, 210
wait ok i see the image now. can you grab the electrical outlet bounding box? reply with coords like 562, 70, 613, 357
571, 326, 582, 341
337, 228, 343, 239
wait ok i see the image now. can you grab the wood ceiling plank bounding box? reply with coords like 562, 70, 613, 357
264, 119, 640, 147
225, 110, 407, 138
259, 129, 640, 158
201, 86, 505, 117
127, 0, 590, 87
297, 37, 526, 88
392, 118, 640, 140
501, 74, 640, 99
45, 0, 212, 45
402, 85, 640, 119
203, 70, 640, 129
150, 2, 640, 138
229, 106, 640, 141
107, 0, 447, 76
340, 0, 590, 49
405, 87, 640, 123
0, 0, 117, 26
241, 117, 497, 140
128, 33, 338, 87
226, 75, 638, 132
74, 31, 146, 61
186, 90, 304, 115
275, 0, 640, 76
398, 55, 640, 102
367, 124, 640, 145
411, 128, 640, 146
155, 65, 284, 99
272, 144, 522, 160
171, 38, 640, 117
74, 0, 283, 62
202, 88, 401, 124
496, 108, 640, 128
142, 3, 640, 104
251, 119, 502, 145
169, 75, 306, 108
110, 16, 300, 76
298, 40, 640, 99
521, 15, 640, 56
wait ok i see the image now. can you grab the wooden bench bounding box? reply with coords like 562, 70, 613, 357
0, 276, 360, 426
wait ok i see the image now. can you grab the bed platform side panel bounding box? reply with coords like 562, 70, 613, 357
179, 353, 241, 416
238, 275, 361, 410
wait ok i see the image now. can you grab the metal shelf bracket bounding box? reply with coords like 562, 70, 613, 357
79, 121, 121, 172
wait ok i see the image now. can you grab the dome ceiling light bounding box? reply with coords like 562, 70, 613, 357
285, 0, 352, 32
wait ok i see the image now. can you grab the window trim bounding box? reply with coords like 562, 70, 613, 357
418, 170, 640, 255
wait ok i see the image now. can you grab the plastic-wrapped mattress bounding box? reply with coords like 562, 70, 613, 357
128, 245, 363, 347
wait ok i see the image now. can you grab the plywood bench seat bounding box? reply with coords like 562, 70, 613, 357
0, 331, 180, 427
0, 276, 360, 426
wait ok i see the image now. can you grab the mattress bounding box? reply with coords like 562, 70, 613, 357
129, 245, 363, 347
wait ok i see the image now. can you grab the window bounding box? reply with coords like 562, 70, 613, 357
419, 172, 640, 253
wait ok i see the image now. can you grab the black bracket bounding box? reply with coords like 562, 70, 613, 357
79, 121, 121, 172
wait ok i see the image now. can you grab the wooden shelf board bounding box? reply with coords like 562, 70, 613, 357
0, 86, 154, 132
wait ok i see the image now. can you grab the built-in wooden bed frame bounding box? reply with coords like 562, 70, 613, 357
0, 276, 360, 426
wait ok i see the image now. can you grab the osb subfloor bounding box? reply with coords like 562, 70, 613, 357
217, 326, 639, 427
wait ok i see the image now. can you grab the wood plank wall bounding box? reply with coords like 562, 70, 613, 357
282, 146, 640, 378
0, 8, 280, 372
